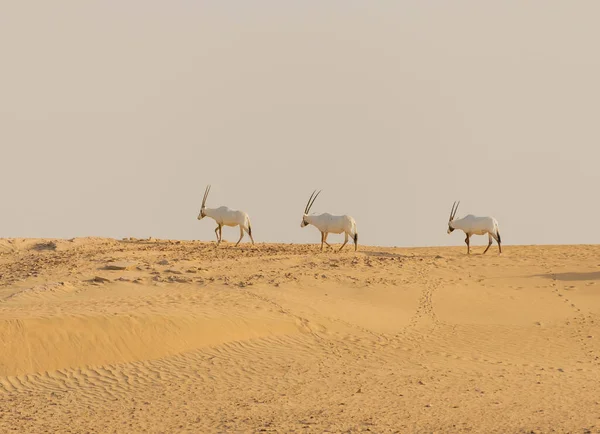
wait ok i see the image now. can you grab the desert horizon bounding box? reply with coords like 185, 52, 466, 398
1, 237, 599, 432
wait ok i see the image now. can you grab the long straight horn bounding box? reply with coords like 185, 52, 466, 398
449, 201, 458, 221
306, 190, 321, 214
451, 201, 460, 220
304, 190, 316, 214
202, 185, 211, 208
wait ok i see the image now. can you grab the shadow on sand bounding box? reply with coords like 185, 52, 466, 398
32, 241, 57, 251
361, 251, 430, 260
534, 271, 600, 282
362, 251, 409, 259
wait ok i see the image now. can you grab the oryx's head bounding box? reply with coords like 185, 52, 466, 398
301, 189, 321, 227
197, 185, 211, 220
447, 200, 460, 233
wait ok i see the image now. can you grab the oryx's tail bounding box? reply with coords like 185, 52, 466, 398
495, 221, 501, 243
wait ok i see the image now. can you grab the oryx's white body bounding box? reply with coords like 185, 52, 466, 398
447, 201, 501, 254
197, 185, 254, 247
450, 215, 499, 237
300, 190, 358, 252
203, 206, 252, 232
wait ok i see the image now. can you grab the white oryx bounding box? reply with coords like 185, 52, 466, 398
197, 185, 255, 247
300, 190, 358, 252
447, 201, 502, 254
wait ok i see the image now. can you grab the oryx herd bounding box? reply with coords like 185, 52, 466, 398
197, 185, 502, 254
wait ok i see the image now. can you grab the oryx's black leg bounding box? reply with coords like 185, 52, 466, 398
483, 233, 493, 254
245, 226, 255, 245
320, 232, 324, 251
465, 233, 471, 254
214, 225, 221, 244
492, 231, 502, 254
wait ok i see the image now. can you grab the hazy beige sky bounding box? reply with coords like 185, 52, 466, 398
1, 1, 599, 247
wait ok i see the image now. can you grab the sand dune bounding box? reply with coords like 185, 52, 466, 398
1, 238, 599, 432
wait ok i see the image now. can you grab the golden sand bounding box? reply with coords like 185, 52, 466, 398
1, 238, 599, 432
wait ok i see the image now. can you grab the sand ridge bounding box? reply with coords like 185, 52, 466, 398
1, 238, 600, 432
